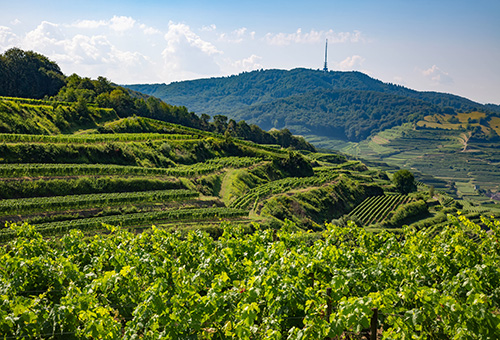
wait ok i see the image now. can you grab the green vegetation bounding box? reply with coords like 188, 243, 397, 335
125, 68, 500, 206
346, 124, 500, 204
1, 49, 500, 339
2, 94, 467, 237
125, 68, 499, 142
0, 189, 199, 216
392, 169, 417, 194
1, 215, 499, 338
0, 48, 65, 99
348, 194, 415, 227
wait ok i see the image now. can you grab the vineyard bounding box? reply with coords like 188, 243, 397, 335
1, 95, 498, 236
2, 62, 500, 339
1, 215, 499, 339
349, 194, 413, 226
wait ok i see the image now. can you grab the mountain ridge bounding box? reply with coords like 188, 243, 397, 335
125, 68, 499, 142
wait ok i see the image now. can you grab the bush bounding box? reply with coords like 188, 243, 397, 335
389, 200, 428, 226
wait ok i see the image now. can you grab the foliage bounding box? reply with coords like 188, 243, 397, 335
0, 97, 118, 134
348, 194, 414, 226
0, 48, 65, 99
392, 169, 417, 194
125, 68, 498, 142
0, 215, 499, 338
387, 200, 429, 226
0, 189, 198, 216
0, 49, 315, 151
260, 176, 384, 227
53, 73, 315, 151
0, 176, 185, 199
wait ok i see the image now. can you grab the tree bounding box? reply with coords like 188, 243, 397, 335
0, 48, 65, 98
392, 169, 416, 194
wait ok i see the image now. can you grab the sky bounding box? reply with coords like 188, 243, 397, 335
1, 0, 499, 104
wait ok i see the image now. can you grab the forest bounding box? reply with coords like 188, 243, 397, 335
126, 68, 500, 142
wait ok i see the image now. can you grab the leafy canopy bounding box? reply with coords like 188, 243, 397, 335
392, 169, 417, 194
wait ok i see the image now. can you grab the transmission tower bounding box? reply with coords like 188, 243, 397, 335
323, 39, 328, 72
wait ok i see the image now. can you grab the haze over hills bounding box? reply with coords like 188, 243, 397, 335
125, 68, 500, 142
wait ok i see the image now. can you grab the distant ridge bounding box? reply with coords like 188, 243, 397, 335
124, 68, 499, 141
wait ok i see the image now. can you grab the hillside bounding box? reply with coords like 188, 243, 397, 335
1, 51, 500, 339
2, 95, 499, 240
125, 68, 500, 204
0, 96, 402, 241
125, 68, 500, 141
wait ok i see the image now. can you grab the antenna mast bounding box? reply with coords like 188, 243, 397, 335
323, 39, 328, 72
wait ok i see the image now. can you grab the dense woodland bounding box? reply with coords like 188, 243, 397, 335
0, 48, 65, 99
126, 68, 500, 142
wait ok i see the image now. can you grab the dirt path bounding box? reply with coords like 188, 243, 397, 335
459, 131, 472, 152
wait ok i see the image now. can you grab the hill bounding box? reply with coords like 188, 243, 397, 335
125, 68, 500, 204
1, 51, 500, 339
0, 49, 498, 233
125, 68, 500, 142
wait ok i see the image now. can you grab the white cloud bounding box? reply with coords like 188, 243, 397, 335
0, 17, 367, 87
10, 19, 21, 25
336, 55, 365, 70
421, 65, 453, 85
71, 16, 136, 32
218, 27, 254, 43
264, 28, 362, 46
23, 21, 66, 51
109, 16, 136, 32
139, 24, 161, 35
0, 26, 19, 50
201, 24, 217, 32
232, 54, 263, 71
72, 19, 107, 29
161, 22, 222, 79
164, 22, 221, 56
12, 20, 152, 83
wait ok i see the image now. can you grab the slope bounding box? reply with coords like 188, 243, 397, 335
125, 68, 499, 123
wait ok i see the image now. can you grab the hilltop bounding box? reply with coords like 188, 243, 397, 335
125, 68, 500, 142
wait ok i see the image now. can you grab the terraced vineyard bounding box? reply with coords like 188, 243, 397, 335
2, 95, 378, 239
230, 170, 340, 210
2, 95, 495, 240
349, 194, 413, 226
344, 123, 500, 204
2, 52, 500, 339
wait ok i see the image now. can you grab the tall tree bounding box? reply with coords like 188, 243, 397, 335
392, 170, 417, 194
0, 48, 65, 98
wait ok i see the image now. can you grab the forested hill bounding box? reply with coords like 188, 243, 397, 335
125, 68, 500, 142
0, 48, 314, 151
234, 89, 445, 141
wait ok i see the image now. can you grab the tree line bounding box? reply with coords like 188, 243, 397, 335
0, 48, 315, 151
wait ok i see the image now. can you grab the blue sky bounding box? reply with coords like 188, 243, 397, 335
1, 0, 499, 104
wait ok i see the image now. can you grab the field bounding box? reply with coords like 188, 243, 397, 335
0, 94, 500, 339
0, 96, 404, 240
348, 194, 413, 226
3, 53, 500, 339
